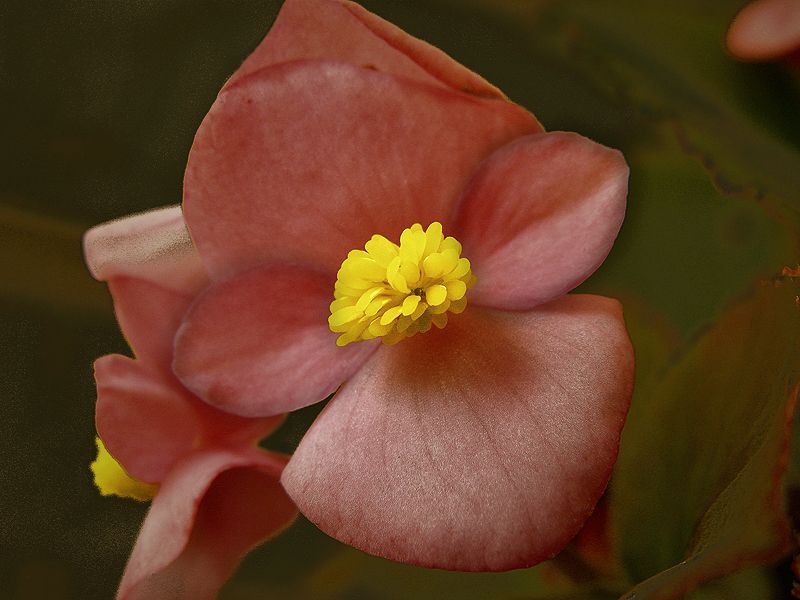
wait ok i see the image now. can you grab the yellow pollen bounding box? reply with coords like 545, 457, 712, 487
90, 437, 158, 502
329, 222, 475, 346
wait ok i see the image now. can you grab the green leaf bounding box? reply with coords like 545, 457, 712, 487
581, 130, 794, 339
612, 278, 800, 598
684, 565, 782, 600
459, 0, 800, 224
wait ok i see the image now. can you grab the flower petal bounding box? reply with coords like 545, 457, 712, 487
106, 277, 193, 373
118, 449, 296, 600
83, 205, 207, 295
183, 61, 541, 280
95, 355, 282, 482
727, 0, 800, 61
173, 266, 377, 417
85, 206, 209, 368
453, 132, 629, 311
281, 296, 633, 571
230, 0, 503, 98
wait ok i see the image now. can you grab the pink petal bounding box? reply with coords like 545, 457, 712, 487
281, 296, 633, 571
453, 132, 629, 311
83, 205, 208, 295
183, 61, 541, 280
118, 449, 296, 600
95, 354, 282, 482
231, 0, 503, 98
727, 0, 800, 61
173, 266, 377, 417
106, 277, 194, 372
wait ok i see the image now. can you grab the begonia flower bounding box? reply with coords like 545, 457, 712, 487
727, 0, 800, 62
171, 0, 634, 571
83, 206, 297, 599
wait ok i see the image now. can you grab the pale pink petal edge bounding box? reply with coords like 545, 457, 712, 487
83, 205, 208, 296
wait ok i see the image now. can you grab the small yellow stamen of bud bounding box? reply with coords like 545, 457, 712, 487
329, 222, 475, 346
90, 437, 158, 501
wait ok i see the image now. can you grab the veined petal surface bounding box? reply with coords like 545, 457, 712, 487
183, 61, 541, 280
453, 132, 629, 311
282, 296, 633, 571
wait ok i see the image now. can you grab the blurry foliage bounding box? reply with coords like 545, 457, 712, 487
615, 280, 799, 597
2, 0, 799, 598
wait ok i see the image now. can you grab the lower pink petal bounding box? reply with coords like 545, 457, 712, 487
282, 296, 633, 571
453, 132, 629, 311
95, 354, 208, 483
173, 266, 377, 417
231, 0, 502, 98
727, 0, 800, 61
118, 449, 296, 600
83, 205, 208, 296
95, 354, 283, 482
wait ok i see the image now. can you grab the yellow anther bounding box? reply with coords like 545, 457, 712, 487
402, 295, 421, 315
90, 437, 158, 502
330, 222, 475, 346
445, 279, 467, 301
425, 284, 448, 307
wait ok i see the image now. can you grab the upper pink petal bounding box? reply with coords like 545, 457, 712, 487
173, 265, 377, 417
727, 0, 800, 61
183, 60, 541, 280
118, 449, 296, 600
95, 354, 283, 482
230, 0, 503, 98
281, 296, 634, 571
83, 205, 208, 296
453, 132, 629, 311
84, 207, 209, 370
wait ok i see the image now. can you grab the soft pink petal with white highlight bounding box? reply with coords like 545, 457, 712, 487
95, 354, 283, 483
727, 0, 800, 61
174, 265, 377, 417
453, 132, 628, 311
118, 449, 296, 600
83, 205, 207, 295
231, 0, 503, 98
183, 61, 541, 280
282, 296, 634, 571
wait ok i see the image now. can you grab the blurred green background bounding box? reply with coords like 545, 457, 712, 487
1, 1, 799, 598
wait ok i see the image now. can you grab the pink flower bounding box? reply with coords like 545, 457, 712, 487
173, 0, 634, 571
727, 0, 800, 61
83, 207, 297, 600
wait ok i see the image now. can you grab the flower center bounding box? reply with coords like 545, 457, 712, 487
328, 222, 475, 347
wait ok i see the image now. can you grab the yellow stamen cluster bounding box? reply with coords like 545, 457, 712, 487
90, 437, 158, 501
329, 222, 475, 346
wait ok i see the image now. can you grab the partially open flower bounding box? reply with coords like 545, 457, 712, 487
170, 0, 635, 571
727, 0, 800, 62
83, 207, 296, 599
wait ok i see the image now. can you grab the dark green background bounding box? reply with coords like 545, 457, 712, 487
2, 1, 798, 598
